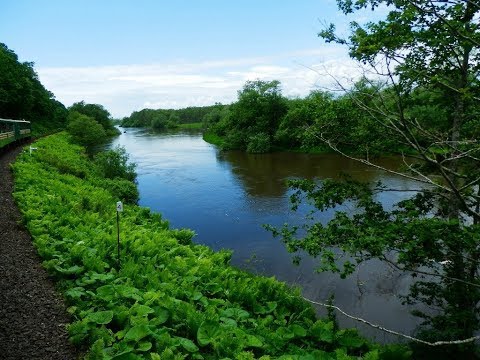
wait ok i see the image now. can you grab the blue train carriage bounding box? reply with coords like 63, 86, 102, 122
0, 118, 32, 149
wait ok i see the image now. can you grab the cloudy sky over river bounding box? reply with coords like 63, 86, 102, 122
1, 0, 385, 117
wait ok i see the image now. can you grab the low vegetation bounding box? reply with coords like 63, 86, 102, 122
13, 133, 409, 359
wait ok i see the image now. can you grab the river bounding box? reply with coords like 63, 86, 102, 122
110, 127, 425, 342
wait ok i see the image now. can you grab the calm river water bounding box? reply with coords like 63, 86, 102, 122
111, 128, 424, 342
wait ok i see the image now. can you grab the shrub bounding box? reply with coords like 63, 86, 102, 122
94, 146, 136, 182
247, 133, 271, 153
67, 112, 106, 149
95, 178, 139, 204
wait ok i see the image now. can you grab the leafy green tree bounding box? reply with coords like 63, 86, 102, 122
94, 145, 136, 182
67, 111, 106, 150
69, 101, 117, 135
0, 43, 67, 133
167, 112, 181, 127
223, 80, 288, 152
276, 91, 338, 150
270, 1, 480, 357
151, 112, 169, 131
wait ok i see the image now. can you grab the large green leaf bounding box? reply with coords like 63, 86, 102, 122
86, 310, 114, 325
221, 308, 250, 320
124, 324, 151, 342
245, 334, 263, 348
116, 285, 142, 301
55, 264, 84, 275
130, 304, 154, 317
178, 337, 199, 352
290, 324, 307, 338
96, 285, 116, 301
151, 307, 169, 325
336, 329, 365, 348
65, 287, 85, 299
136, 341, 152, 352
311, 321, 335, 343
197, 321, 222, 346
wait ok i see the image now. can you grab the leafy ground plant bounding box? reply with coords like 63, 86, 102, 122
12, 133, 410, 359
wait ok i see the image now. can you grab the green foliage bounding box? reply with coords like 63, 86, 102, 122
94, 146, 136, 182
121, 104, 228, 130
69, 101, 118, 136
12, 134, 410, 359
0, 43, 67, 134
222, 80, 288, 151
67, 112, 107, 150
93, 146, 138, 203
202, 80, 398, 155
94, 177, 139, 204
202, 132, 224, 147
247, 133, 271, 154
151, 112, 172, 131
268, 0, 480, 353
177, 122, 203, 130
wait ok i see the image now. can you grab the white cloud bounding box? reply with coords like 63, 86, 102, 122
37, 46, 362, 118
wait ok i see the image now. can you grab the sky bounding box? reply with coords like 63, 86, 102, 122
0, 1, 379, 118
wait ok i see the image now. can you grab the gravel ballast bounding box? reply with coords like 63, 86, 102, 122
0, 145, 78, 360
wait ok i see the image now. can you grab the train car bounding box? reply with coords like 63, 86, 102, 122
0, 118, 32, 150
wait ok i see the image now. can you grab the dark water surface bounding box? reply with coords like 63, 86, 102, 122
111, 128, 424, 342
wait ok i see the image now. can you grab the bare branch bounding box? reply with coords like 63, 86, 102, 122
304, 297, 480, 345
381, 256, 480, 289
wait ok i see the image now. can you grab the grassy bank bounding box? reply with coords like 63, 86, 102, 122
177, 122, 203, 130
202, 132, 225, 148
12, 133, 408, 359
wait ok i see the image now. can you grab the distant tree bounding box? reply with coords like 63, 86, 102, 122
276, 91, 334, 150
67, 111, 106, 150
151, 112, 169, 131
69, 101, 116, 135
224, 80, 288, 152
168, 113, 180, 127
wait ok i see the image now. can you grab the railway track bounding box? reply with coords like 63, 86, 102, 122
0, 144, 78, 360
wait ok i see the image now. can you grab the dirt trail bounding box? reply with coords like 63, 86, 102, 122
0, 145, 78, 360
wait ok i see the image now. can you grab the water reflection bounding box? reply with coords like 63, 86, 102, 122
217, 150, 410, 199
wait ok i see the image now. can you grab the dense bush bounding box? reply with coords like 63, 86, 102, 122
69, 101, 119, 137
247, 133, 271, 154
94, 146, 136, 182
67, 112, 107, 149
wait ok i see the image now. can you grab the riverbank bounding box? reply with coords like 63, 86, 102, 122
202, 131, 410, 156
12, 133, 408, 359
0, 145, 78, 360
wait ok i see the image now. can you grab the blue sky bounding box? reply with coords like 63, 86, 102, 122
1, 1, 376, 117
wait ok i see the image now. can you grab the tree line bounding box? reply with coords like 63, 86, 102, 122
0, 43, 67, 134
121, 77, 416, 156
121, 104, 228, 131
0, 42, 119, 147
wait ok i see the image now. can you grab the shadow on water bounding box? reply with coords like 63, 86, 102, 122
111, 129, 427, 343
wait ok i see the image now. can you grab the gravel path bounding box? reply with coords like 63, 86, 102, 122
0, 145, 78, 360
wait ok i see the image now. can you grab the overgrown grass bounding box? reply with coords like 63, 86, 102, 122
202, 132, 225, 147
12, 133, 410, 359
177, 122, 203, 130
